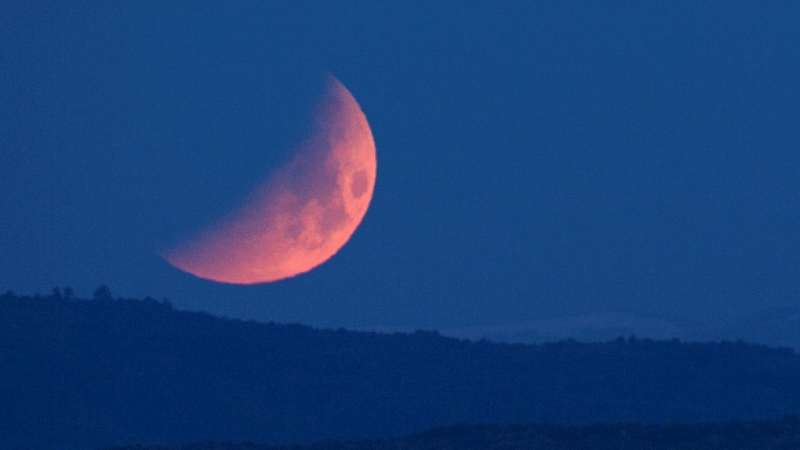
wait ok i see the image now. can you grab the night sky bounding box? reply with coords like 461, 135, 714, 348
2, 1, 799, 341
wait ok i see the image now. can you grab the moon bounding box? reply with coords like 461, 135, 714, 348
163, 75, 376, 284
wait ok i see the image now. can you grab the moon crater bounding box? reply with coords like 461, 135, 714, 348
351, 171, 369, 199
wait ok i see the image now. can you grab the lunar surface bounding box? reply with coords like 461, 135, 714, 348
163, 76, 376, 284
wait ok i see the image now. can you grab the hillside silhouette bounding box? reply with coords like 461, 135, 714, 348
2, 291, 800, 449
109, 416, 800, 450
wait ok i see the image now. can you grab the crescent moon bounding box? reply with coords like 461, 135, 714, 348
163, 75, 377, 284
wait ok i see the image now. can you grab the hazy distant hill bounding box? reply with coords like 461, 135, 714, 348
443, 312, 688, 344
717, 307, 800, 350
109, 417, 800, 450
444, 310, 800, 350
2, 292, 800, 450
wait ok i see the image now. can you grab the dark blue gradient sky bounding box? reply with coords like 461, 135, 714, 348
2, 1, 799, 339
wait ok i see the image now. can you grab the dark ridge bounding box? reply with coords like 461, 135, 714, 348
107, 416, 800, 450
1, 290, 799, 450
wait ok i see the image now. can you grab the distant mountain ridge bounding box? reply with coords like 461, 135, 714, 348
109, 416, 800, 450
2, 292, 800, 450
442, 312, 688, 344
442, 309, 800, 350
718, 307, 800, 350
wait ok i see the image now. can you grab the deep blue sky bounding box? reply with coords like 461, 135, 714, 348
2, 1, 799, 339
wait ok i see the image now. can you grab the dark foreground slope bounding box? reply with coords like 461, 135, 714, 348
110, 417, 800, 450
2, 293, 800, 450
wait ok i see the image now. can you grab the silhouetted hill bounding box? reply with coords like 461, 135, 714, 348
2, 291, 800, 450
109, 416, 800, 450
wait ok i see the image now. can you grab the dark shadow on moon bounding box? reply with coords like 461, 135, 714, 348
320, 201, 348, 236
351, 170, 369, 199
147, 67, 331, 251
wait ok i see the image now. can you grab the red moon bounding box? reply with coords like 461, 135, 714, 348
163, 76, 376, 284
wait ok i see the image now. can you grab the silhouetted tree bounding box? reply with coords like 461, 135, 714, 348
93, 285, 112, 301
63, 287, 74, 301
50, 287, 63, 300
0, 290, 14, 299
